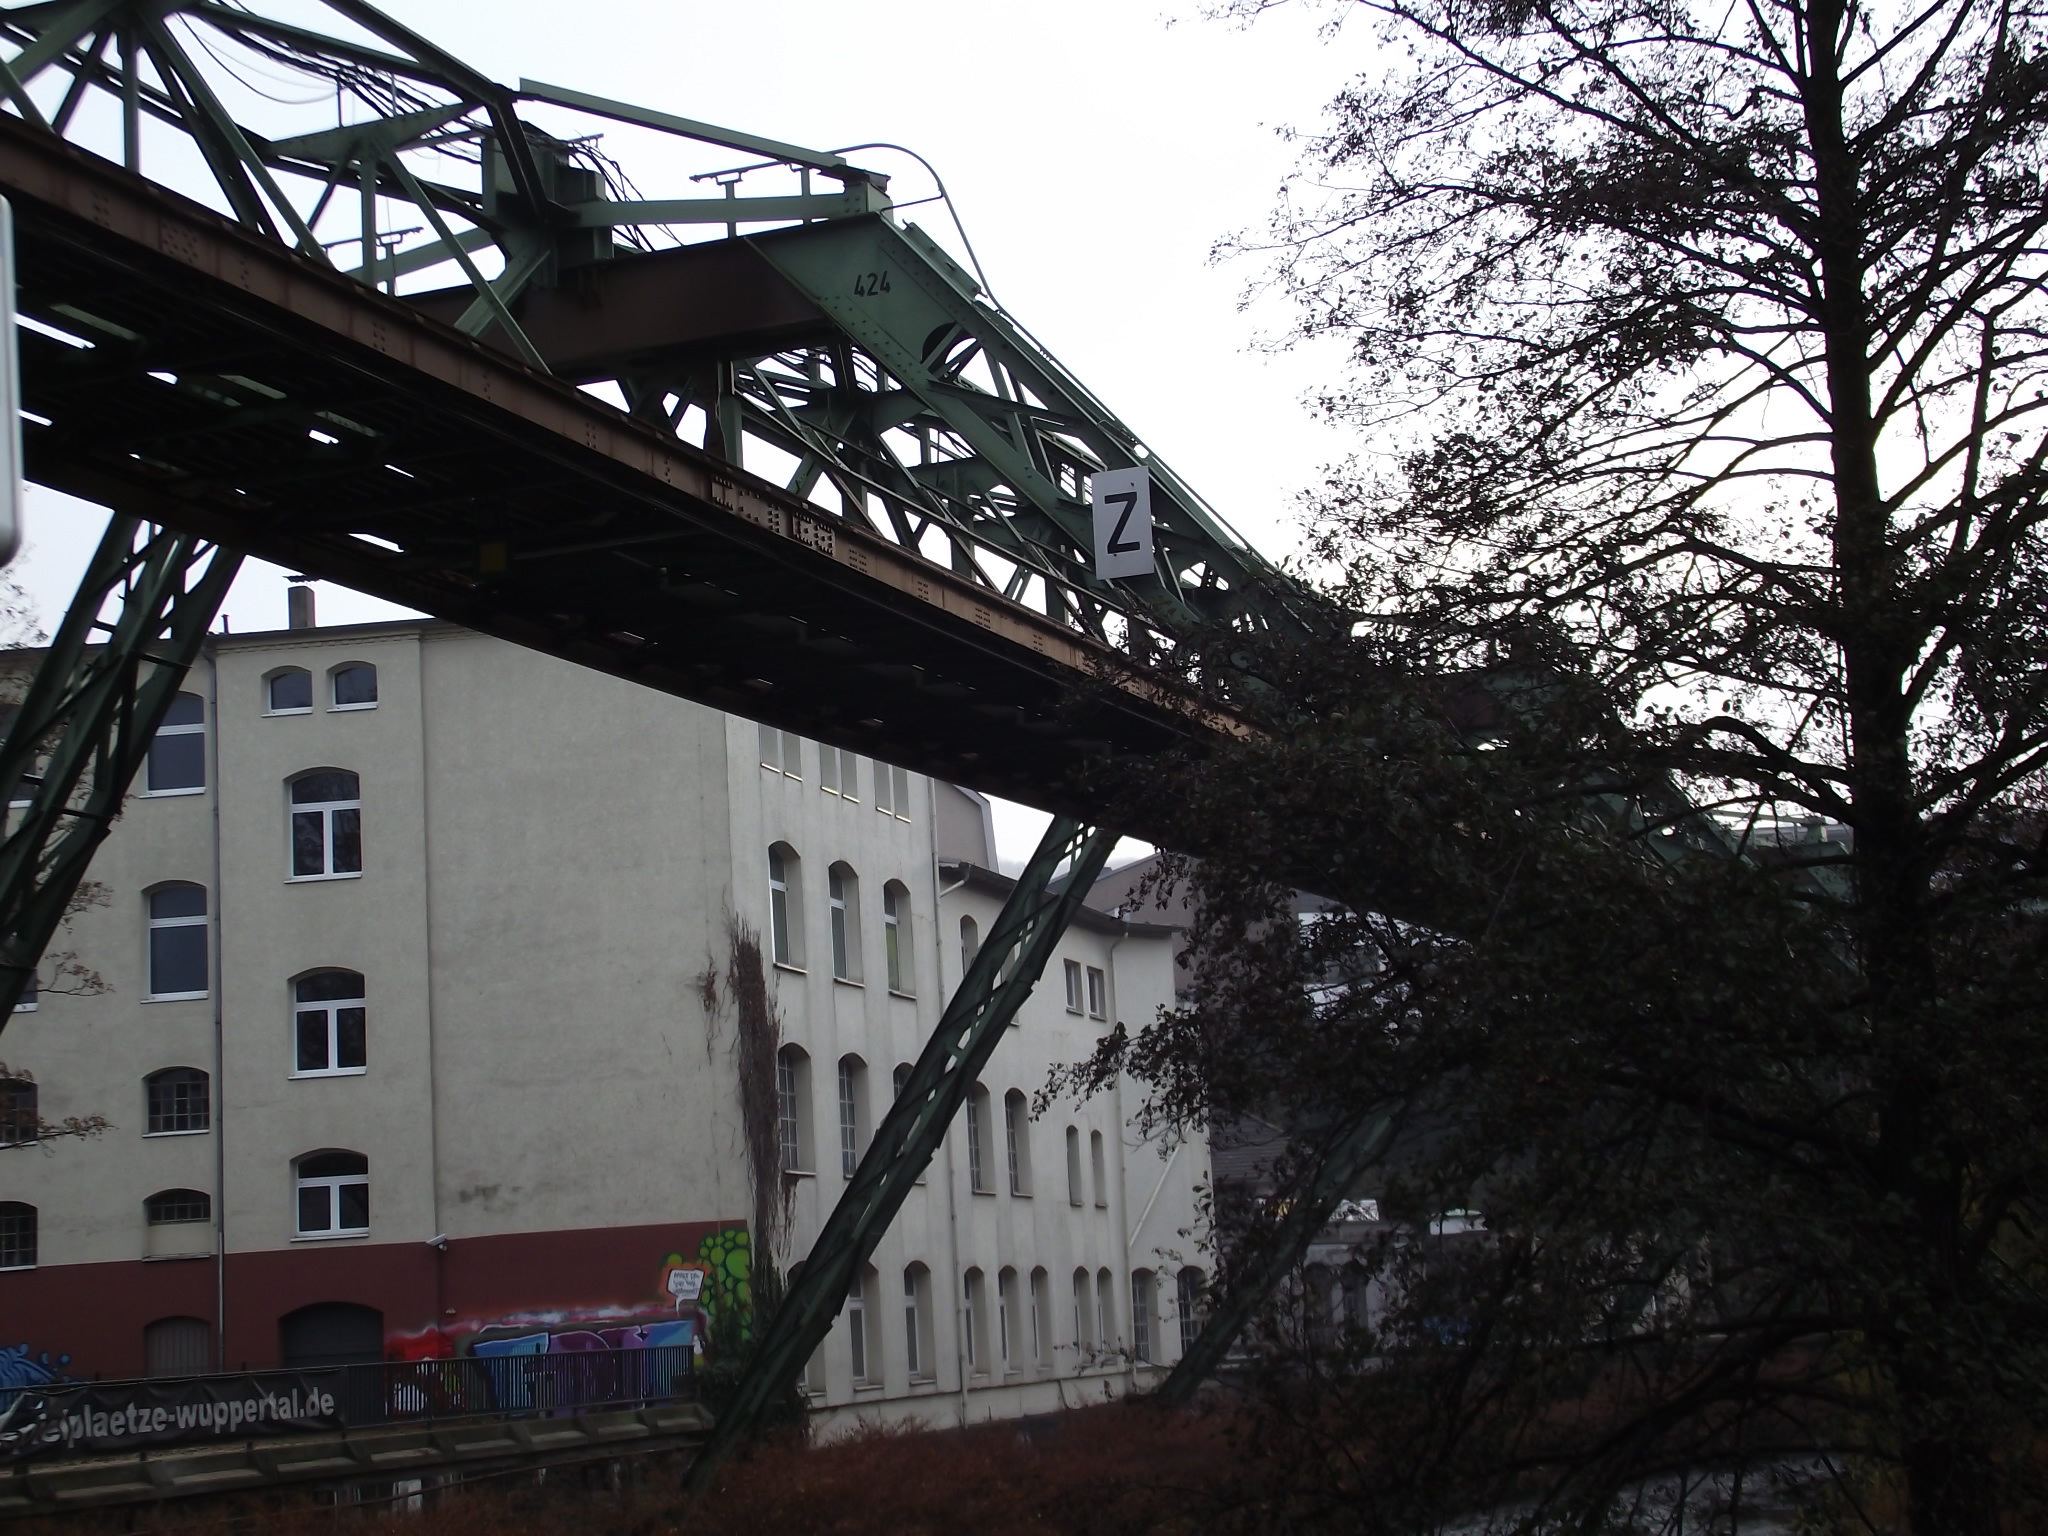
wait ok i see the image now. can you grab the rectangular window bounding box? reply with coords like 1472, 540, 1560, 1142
838, 1060, 859, 1178
847, 1273, 868, 1383
1086, 966, 1107, 1019
0, 1206, 35, 1269
890, 764, 910, 821
1131, 1272, 1153, 1363
966, 1092, 986, 1192
778, 1054, 801, 1171
782, 730, 802, 780
820, 746, 839, 795
998, 1271, 1015, 1369
905, 1271, 923, 1378
144, 693, 205, 795
1005, 1093, 1029, 1195
1063, 959, 1083, 1013
837, 748, 859, 802
1178, 1270, 1203, 1355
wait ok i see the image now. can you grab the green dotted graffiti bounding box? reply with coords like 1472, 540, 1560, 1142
696, 1226, 753, 1340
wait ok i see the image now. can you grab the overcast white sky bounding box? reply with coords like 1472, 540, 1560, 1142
9, 0, 1376, 865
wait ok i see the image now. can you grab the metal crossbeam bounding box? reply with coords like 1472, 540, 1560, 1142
686, 816, 1119, 1486
0, 516, 238, 1026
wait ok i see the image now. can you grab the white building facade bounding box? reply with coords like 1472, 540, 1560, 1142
0, 614, 1208, 1429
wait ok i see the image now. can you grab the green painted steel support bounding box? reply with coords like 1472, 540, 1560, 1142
0, 517, 239, 1027
1153, 1105, 1399, 1406
686, 817, 1119, 1488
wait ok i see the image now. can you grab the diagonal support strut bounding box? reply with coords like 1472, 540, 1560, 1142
1152, 1103, 1399, 1406
0, 516, 240, 1027
686, 815, 1119, 1487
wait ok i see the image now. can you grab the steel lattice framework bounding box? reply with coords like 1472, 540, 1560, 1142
0, 0, 1371, 1464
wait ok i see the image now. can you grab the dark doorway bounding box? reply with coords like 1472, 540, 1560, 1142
279, 1301, 384, 1367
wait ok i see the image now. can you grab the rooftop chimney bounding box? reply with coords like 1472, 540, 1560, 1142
287, 578, 316, 630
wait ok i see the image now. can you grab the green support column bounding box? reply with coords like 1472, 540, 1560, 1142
1153, 1104, 1399, 1406
687, 816, 1119, 1488
0, 516, 239, 1026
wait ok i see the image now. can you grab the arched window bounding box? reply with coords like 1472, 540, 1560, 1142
963, 1268, 988, 1375
997, 1267, 1018, 1371
1090, 1130, 1108, 1209
146, 884, 208, 999
293, 970, 366, 1075
329, 663, 378, 709
145, 692, 205, 794
0, 1202, 35, 1269
776, 1045, 812, 1172
903, 1263, 934, 1380
1066, 1126, 1083, 1206
266, 667, 312, 714
289, 771, 361, 878
958, 915, 979, 979
836, 1056, 865, 1178
965, 1084, 992, 1193
827, 862, 861, 981
0, 1076, 36, 1146
1030, 1267, 1051, 1367
846, 1266, 875, 1385
767, 843, 802, 966
145, 1188, 211, 1225
279, 1301, 382, 1368
1176, 1267, 1206, 1356
1004, 1090, 1032, 1195
1096, 1268, 1117, 1351
145, 1067, 210, 1134
1072, 1267, 1092, 1350
294, 1151, 369, 1236
1130, 1270, 1155, 1363
144, 1316, 211, 1378
882, 882, 910, 993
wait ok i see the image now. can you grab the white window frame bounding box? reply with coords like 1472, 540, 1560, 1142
1067, 1126, 1084, 1206
883, 883, 908, 994
777, 1047, 810, 1173
998, 1268, 1016, 1372
837, 1058, 861, 1178
292, 972, 367, 1078
1131, 1271, 1153, 1363
1063, 958, 1083, 1013
768, 844, 803, 969
1086, 965, 1107, 1020
1005, 1090, 1030, 1195
288, 772, 362, 882
328, 662, 379, 712
966, 1087, 989, 1192
144, 885, 209, 1002
264, 668, 313, 716
293, 1155, 369, 1239
1091, 1130, 1109, 1209
143, 692, 205, 798
847, 1271, 870, 1384
827, 863, 861, 982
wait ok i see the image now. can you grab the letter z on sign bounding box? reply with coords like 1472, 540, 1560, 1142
1091, 467, 1153, 580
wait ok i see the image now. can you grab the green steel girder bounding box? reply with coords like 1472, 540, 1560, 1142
0, 0, 1341, 1444
1154, 1106, 1400, 1406
0, 516, 239, 1028
686, 816, 1120, 1486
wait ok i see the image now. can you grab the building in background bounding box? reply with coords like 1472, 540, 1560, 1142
0, 610, 1207, 1429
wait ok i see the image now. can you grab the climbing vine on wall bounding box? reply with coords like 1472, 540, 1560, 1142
723, 914, 788, 1279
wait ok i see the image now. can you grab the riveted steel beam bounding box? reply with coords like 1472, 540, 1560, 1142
686, 815, 1120, 1488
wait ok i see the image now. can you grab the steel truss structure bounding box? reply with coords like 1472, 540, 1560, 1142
0, 515, 237, 1016
0, 0, 1367, 1452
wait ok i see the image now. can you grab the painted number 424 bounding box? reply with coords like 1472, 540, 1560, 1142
852, 270, 891, 296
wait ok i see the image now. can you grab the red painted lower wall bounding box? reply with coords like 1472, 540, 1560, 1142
0, 1217, 747, 1385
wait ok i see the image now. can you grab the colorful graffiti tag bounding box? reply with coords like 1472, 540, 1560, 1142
388, 1226, 751, 1362
0, 1343, 70, 1407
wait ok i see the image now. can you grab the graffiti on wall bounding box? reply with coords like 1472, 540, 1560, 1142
388, 1226, 753, 1362
0, 1343, 71, 1408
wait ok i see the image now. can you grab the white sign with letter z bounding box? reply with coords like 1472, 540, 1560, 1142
1091, 466, 1153, 580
